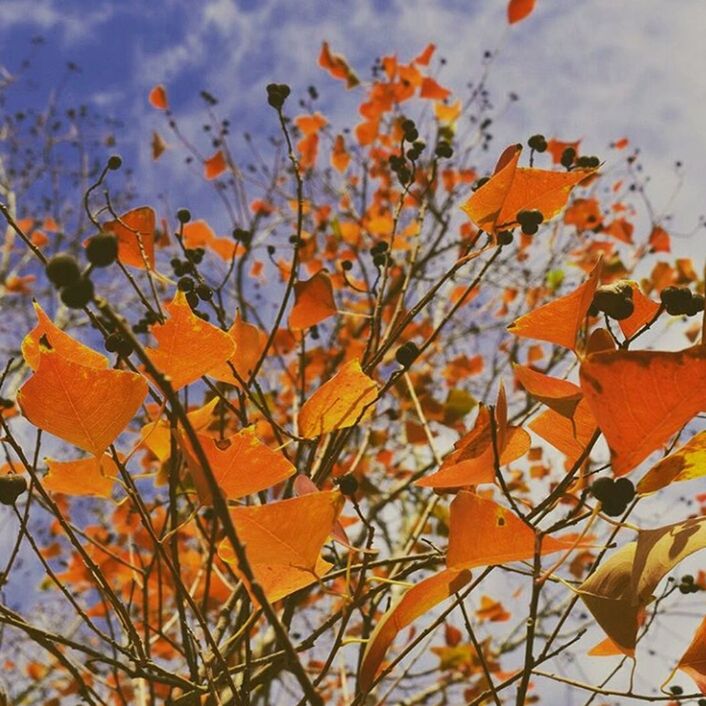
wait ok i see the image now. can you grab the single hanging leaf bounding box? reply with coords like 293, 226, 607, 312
637, 430, 706, 494
43, 454, 120, 498
461, 144, 594, 235
579, 515, 706, 655
22, 301, 108, 370
148, 84, 168, 110
648, 225, 671, 253
180, 427, 296, 504
218, 490, 344, 603
145, 291, 235, 390
298, 359, 377, 438
151, 131, 167, 160
207, 312, 267, 386
508, 259, 601, 350
18, 349, 147, 456
358, 568, 473, 691
104, 206, 156, 270
508, 0, 536, 24
580, 345, 706, 476
513, 364, 583, 419
331, 134, 350, 173
677, 615, 706, 693
289, 271, 337, 330
616, 281, 661, 339
446, 490, 572, 570
318, 42, 359, 88
204, 150, 227, 180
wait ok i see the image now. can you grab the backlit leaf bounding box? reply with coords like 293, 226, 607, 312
218, 490, 344, 602
358, 568, 473, 691
318, 42, 359, 88
508, 0, 536, 24
298, 359, 377, 438
637, 430, 706, 494
206, 312, 267, 386
44, 454, 119, 498
514, 364, 583, 418
579, 345, 706, 475
145, 290, 235, 390
204, 150, 227, 180
18, 349, 147, 456
148, 84, 168, 110
677, 615, 706, 693
104, 205, 156, 270
289, 271, 337, 330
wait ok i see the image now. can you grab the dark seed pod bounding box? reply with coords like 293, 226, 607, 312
527, 134, 547, 152
660, 285, 693, 316
590, 476, 614, 502
0, 475, 28, 505
85, 232, 118, 267
46, 254, 81, 288
395, 341, 420, 368
60, 277, 94, 309
338, 473, 359, 496
614, 477, 636, 504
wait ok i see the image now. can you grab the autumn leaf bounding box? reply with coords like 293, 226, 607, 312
508, 259, 602, 350
43, 454, 120, 498
461, 144, 594, 235
649, 225, 671, 253
298, 359, 377, 438
677, 616, 706, 693
446, 490, 573, 570
318, 42, 359, 88
579, 516, 706, 655
289, 271, 337, 330
331, 134, 350, 172
507, 0, 536, 24
151, 131, 167, 160
22, 301, 108, 370
144, 290, 235, 390
180, 427, 296, 504
104, 206, 156, 270
206, 312, 267, 386
218, 490, 344, 603
637, 430, 706, 494
616, 281, 661, 339
148, 84, 168, 110
18, 349, 147, 456
182, 219, 239, 261
513, 364, 583, 419
358, 567, 473, 691
204, 150, 227, 180
420, 77, 451, 101
579, 345, 706, 476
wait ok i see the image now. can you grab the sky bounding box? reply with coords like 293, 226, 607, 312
2, 0, 706, 702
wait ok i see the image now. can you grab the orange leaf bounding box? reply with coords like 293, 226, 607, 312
617, 281, 661, 339
547, 138, 581, 165
476, 595, 511, 622
218, 490, 344, 602
420, 77, 451, 101
678, 615, 706, 693
181, 427, 296, 503
294, 112, 327, 136
507, 259, 601, 350
22, 301, 108, 371
358, 567, 472, 691
447, 490, 572, 570
297, 132, 319, 170
182, 219, 239, 261
18, 349, 147, 456
104, 206, 156, 270
151, 131, 167, 160
461, 144, 594, 234
148, 84, 168, 110
298, 359, 377, 438
414, 43, 436, 66
435, 100, 462, 125
637, 430, 706, 494
289, 271, 337, 330
507, 0, 536, 23
513, 364, 583, 418
580, 345, 706, 475
207, 312, 267, 386
318, 42, 359, 88
204, 150, 227, 180
331, 134, 350, 173
145, 291, 235, 390
44, 454, 119, 498
648, 225, 671, 253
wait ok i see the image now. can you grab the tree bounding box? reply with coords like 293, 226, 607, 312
1, 4, 705, 704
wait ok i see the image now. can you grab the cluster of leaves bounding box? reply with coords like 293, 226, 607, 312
1, 4, 706, 705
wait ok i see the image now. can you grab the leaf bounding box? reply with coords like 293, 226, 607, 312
447, 490, 572, 570
677, 615, 706, 693
180, 427, 296, 504
145, 291, 235, 390
579, 345, 706, 476
358, 567, 473, 691
637, 430, 706, 494
204, 150, 227, 180
18, 349, 147, 456
414, 43, 436, 66
649, 225, 671, 253
616, 281, 661, 340
461, 144, 594, 235
289, 271, 337, 330
508, 0, 536, 24
148, 84, 168, 110
513, 364, 583, 419
218, 490, 344, 603
420, 77, 451, 101
579, 516, 706, 655
104, 206, 156, 270
151, 131, 167, 160
318, 42, 359, 88
206, 312, 267, 386
298, 359, 377, 438
182, 219, 239, 261
43, 454, 119, 498
507, 259, 601, 350
22, 301, 108, 370
331, 134, 350, 173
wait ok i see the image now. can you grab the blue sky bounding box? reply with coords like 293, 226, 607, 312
3, 0, 706, 248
